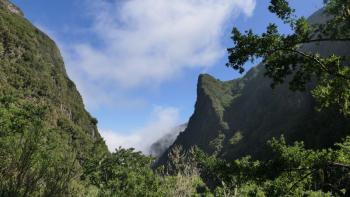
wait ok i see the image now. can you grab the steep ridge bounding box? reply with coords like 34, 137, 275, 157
158, 9, 350, 164
0, 0, 108, 164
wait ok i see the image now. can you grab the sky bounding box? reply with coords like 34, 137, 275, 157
11, 0, 323, 153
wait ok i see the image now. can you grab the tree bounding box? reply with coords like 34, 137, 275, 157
85, 147, 168, 196
0, 96, 83, 196
227, 0, 350, 115
195, 136, 350, 196
203, 1, 350, 195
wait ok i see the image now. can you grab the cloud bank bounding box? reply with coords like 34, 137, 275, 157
64, 0, 256, 108
100, 106, 180, 154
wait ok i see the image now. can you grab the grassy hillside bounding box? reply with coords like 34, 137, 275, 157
0, 0, 108, 195
0, 0, 108, 159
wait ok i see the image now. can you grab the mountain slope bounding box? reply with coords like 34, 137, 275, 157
149, 123, 187, 157
158, 9, 350, 164
0, 0, 108, 166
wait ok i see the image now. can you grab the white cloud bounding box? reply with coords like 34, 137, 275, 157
63, 0, 256, 108
100, 106, 180, 154
34, 0, 256, 153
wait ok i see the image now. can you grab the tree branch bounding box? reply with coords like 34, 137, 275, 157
329, 162, 350, 168
287, 169, 317, 194
271, 47, 350, 80
301, 38, 350, 44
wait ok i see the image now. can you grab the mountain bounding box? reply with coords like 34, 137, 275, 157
0, 0, 108, 167
157, 9, 350, 165
149, 123, 187, 157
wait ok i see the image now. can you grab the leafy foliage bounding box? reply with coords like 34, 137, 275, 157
0, 0, 108, 164
82, 146, 212, 197
85, 148, 166, 197
0, 1, 107, 195
195, 136, 350, 196
227, 0, 350, 115
0, 97, 84, 196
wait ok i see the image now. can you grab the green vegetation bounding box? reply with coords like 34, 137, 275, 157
160, 0, 350, 167
1, 0, 350, 196
0, 97, 86, 196
195, 136, 350, 196
0, 0, 108, 195
83, 146, 212, 196
0, 2, 217, 196
199, 74, 237, 115
227, 0, 350, 115
0, 0, 108, 163
85, 148, 167, 196
229, 131, 243, 145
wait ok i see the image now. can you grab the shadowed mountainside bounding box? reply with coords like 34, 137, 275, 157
157, 9, 350, 166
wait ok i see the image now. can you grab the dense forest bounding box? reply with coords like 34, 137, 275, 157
0, 0, 350, 196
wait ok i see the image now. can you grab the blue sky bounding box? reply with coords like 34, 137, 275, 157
11, 0, 323, 153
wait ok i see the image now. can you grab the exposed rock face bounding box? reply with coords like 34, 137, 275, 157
157, 9, 350, 165
0, 0, 108, 164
